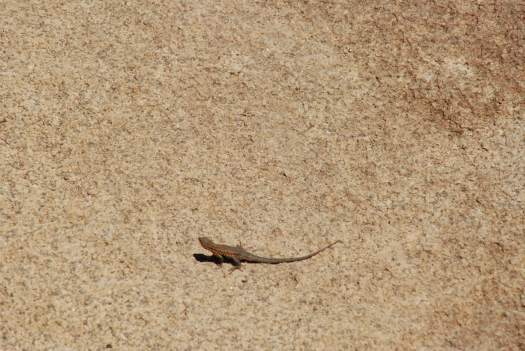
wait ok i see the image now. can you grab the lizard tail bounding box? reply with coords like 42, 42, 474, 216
245, 240, 342, 264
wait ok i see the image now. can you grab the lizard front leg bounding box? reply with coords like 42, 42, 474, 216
213, 254, 224, 265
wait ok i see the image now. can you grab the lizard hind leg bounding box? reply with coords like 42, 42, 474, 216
231, 256, 242, 267
228, 257, 242, 273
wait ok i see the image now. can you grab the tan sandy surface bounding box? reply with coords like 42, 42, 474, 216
1, 1, 524, 350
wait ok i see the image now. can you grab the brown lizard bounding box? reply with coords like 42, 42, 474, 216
198, 237, 342, 268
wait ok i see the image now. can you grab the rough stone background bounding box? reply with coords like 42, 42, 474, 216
1, 1, 523, 350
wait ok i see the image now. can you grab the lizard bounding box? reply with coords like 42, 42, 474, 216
198, 236, 342, 268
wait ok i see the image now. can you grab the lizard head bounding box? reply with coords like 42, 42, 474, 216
198, 237, 213, 246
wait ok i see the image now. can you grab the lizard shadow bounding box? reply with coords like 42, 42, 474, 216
193, 253, 238, 266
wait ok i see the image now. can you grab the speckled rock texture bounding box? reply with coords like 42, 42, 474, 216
1, 1, 523, 350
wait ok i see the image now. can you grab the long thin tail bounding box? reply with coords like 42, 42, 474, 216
245, 240, 342, 264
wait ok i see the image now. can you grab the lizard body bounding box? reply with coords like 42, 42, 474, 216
198, 237, 341, 267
